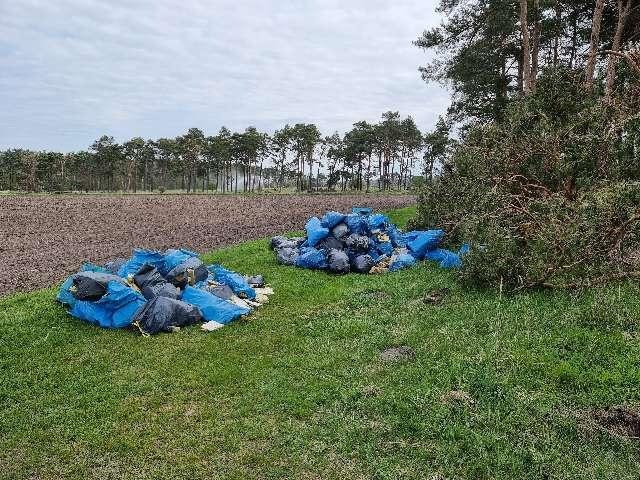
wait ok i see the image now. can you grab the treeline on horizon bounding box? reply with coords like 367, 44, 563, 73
0, 111, 436, 194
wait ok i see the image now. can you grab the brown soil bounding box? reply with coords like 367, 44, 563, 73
0, 193, 415, 296
592, 406, 640, 439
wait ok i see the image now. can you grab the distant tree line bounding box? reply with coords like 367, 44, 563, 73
0, 111, 433, 193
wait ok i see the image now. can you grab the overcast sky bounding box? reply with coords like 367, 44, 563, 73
0, 0, 447, 152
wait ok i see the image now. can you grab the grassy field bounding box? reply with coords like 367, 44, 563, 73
2, 206, 640, 479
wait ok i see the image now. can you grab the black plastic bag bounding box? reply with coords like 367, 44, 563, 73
351, 254, 374, 273
316, 235, 345, 251
276, 247, 299, 266
71, 272, 126, 301
246, 275, 265, 287
133, 264, 180, 300
165, 257, 208, 288
206, 284, 234, 300
327, 249, 350, 274
331, 223, 349, 240
132, 296, 203, 335
345, 234, 370, 252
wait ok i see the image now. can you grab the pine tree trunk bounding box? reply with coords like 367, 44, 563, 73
519, 0, 533, 95
584, 0, 606, 90
530, 0, 542, 92
605, 0, 630, 99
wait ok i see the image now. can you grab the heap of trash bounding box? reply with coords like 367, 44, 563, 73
270, 207, 468, 274
57, 248, 272, 335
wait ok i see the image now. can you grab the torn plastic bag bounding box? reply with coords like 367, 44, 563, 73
327, 249, 350, 274
316, 235, 344, 251
133, 264, 180, 300
305, 217, 329, 247
389, 253, 417, 272
207, 284, 234, 300
211, 264, 256, 299
368, 213, 389, 231
321, 211, 345, 228
69, 281, 146, 329
406, 230, 444, 259
132, 296, 203, 335
424, 248, 462, 269
276, 247, 299, 266
351, 254, 374, 273
345, 234, 370, 252
345, 214, 369, 235
165, 256, 208, 288
118, 249, 165, 278
331, 222, 349, 240
181, 286, 249, 324
295, 247, 327, 270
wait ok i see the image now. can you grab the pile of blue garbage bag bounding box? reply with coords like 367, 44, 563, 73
57, 248, 271, 335
271, 207, 468, 274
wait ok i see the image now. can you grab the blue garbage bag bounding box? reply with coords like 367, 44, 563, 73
321, 211, 345, 228
296, 247, 328, 270
118, 249, 165, 277
425, 248, 462, 269
56, 276, 77, 308
377, 241, 393, 256
306, 217, 329, 247
459, 243, 471, 255
389, 253, 417, 272
345, 214, 369, 235
210, 264, 256, 299
181, 286, 249, 324
368, 213, 389, 231
162, 248, 199, 274
387, 225, 406, 248
70, 281, 146, 329
406, 230, 444, 259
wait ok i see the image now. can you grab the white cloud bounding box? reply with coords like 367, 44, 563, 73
0, 0, 448, 151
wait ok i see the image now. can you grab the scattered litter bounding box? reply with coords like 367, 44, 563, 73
379, 346, 416, 362
201, 320, 225, 332
271, 208, 468, 274
57, 248, 274, 335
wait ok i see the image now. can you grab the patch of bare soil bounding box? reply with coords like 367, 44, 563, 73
0, 193, 414, 295
379, 346, 416, 362
592, 406, 640, 439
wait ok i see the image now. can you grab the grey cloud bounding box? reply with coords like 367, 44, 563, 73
0, 0, 449, 151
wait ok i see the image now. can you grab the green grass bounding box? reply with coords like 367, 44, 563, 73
2, 206, 640, 479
